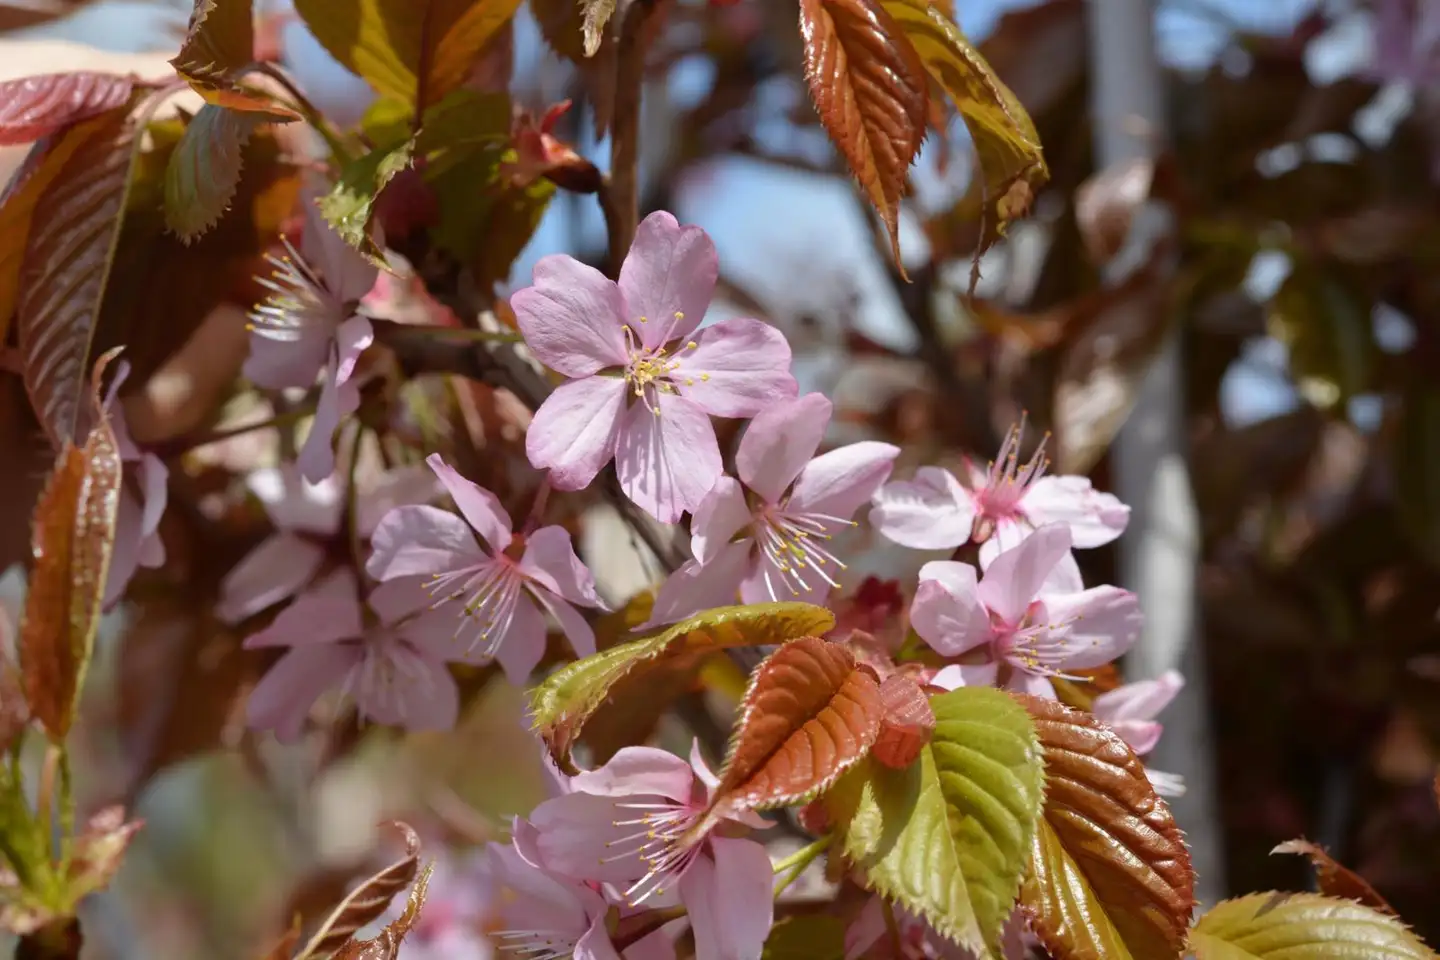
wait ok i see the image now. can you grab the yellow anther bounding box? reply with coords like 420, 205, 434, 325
686, 340, 697, 350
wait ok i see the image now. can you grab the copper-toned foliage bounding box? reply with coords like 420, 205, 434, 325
17, 108, 139, 447
19, 354, 124, 742
171, 0, 297, 119
331, 863, 433, 960
1272, 839, 1396, 917
798, 0, 928, 271
1016, 694, 1195, 960
872, 672, 934, 769
294, 821, 422, 959
0, 73, 135, 147
705, 636, 883, 823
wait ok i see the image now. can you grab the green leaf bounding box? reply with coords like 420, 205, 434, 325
881, 0, 1047, 235
319, 137, 415, 261
291, 0, 522, 112
1189, 892, 1437, 960
823, 687, 1044, 957
163, 104, 265, 243
529, 602, 835, 774
1266, 268, 1376, 411
762, 915, 847, 960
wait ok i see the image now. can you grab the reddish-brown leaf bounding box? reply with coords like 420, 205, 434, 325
1075, 157, 1155, 266
1271, 839, 1396, 916
0, 651, 27, 753
171, 0, 298, 119
18, 353, 124, 741
872, 672, 934, 769
704, 636, 883, 824
331, 862, 433, 960
0, 73, 136, 147
1016, 694, 1195, 960
798, 0, 928, 272
295, 821, 421, 959
17, 107, 140, 446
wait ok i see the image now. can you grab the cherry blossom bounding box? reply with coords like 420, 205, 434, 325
366, 454, 605, 683
870, 419, 1129, 567
243, 570, 465, 740
217, 462, 436, 624
245, 198, 377, 483
482, 841, 625, 960
645, 393, 897, 625
917, 524, 1142, 698
513, 210, 797, 522
521, 744, 774, 960
1092, 670, 1188, 797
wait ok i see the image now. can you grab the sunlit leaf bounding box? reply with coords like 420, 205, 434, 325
873, 671, 934, 769
19, 352, 124, 741
579, 0, 616, 56
762, 915, 848, 960
163, 103, 266, 243
320, 138, 415, 262
701, 636, 882, 828
882, 0, 1047, 249
1189, 893, 1437, 960
292, 0, 522, 112
294, 821, 422, 960
1271, 839, 1396, 917
823, 686, 1045, 955
17, 107, 143, 447
171, 0, 298, 119
332, 862, 434, 959
799, 0, 929, 271
0, 73, 135, 146
1016, 695, 1194, 960
529, 602, 836, 774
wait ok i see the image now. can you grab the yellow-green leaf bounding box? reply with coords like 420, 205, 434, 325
1189, 892, 1437, 960
823, 687, 1045, 957
319, 137, 414, 261
529, 602, 835, 774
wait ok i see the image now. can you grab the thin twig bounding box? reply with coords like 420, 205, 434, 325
601, 0, 661, 273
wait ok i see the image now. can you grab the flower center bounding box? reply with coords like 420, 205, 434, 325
346, 635, 433, 723
248, 236, 345, 343
621, 313, 704, 414
992, 601, 1081, 679
971, 417, 1049, 539
752, 504, 857, 601
425, 555, 528, 655
602, 795, 706, 904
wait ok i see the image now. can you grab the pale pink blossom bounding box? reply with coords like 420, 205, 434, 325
1092, 670, 1187, 798
870, 421, 1128, 568
102, 374, 168, 608
246, 199, 377, 483
646, 393, 897, 625
918, 525, 1141, 699
366, 454, 605, 683
243, 570, 463, 740
1368, 0, 1440, 87
216, 462, 437, 624
512, 211, 797, 522
522, 744, 774, 960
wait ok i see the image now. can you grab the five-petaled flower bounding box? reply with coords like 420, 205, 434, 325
871, 418, 1129, 577
512, 210, 797, 522
520, 744, 774, 960
646, 393, 897, 625
918, 524, 1142, 698
366, 454, 606, 683
243, 570, 464, 740
1092, 670, 1187, 797
245, 198, 378, 483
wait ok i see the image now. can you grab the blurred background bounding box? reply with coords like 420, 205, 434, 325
2, 0, 1439, 954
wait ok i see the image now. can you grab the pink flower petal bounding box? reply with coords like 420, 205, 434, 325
1092, 670, 1184, 725
1043, 584, 1143, 670
244, 570, 364, 648
103, 488, 145, 607
136, 452, 168, 545
333, 315, 374, 385
574, 915, 624, 960
1108, 717, 1163, 755
930, 662, 999, 690
426, 453, 514, 552
689, 739, 719, 790
358, 646, 458, 730
246, 643, 362, 741
734, 393, 831, 504
643, 540, 751, 628
976, 524, 1072, 626
1007, 671, 1057, 699
243, 327, 329, 390
302, 199, 378, 303
518, 525, 604, 609
618, 211, 717, 350
788, 441, 900, 520
492, 593, 548, 683
367, 575, 440, 625
690, 476, 753, 565
572, 745, 697, 801
1022, 475, 1130, 548
616, 392, 722, 523
354, 464, 439, 538
217, 531, 326, 625
680, 837, 773, 960
512, 255, 629, 376
529, 587, 596, 659
249, 465, 343, 535
675, 317, 797, 418
526, 791, 651, 884
367, 504, 485, 581
297, 368, 360, 483
527, 376, 628, 491
911, 561, 991, 658
871, 466, 977, 550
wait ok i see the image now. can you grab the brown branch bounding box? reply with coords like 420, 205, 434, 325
600, 0, 662, 273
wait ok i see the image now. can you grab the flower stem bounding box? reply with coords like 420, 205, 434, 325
772, 832, 834, 897
521, 475, 552, 536
158, 404, 317, 458
600, 0, 660, 274
248, 62, 359, 166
